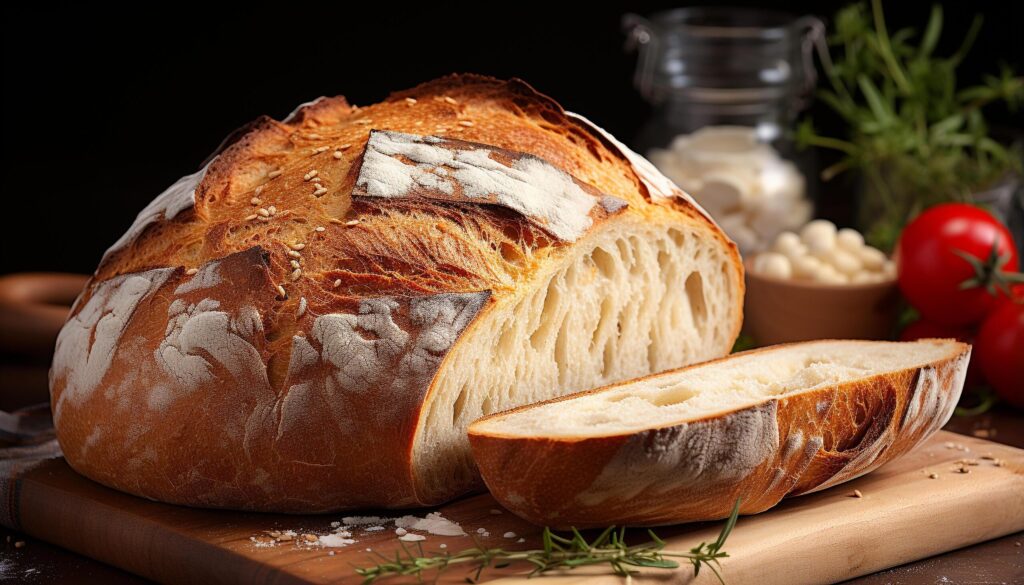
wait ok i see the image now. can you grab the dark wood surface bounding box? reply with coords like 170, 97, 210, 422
1, 409, 1021, 584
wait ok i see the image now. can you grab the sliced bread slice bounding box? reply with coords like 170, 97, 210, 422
468, 339, 970, 527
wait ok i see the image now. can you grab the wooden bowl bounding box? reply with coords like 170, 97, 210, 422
743, 269, 901, 345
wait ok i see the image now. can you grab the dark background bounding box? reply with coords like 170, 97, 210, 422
3, 1, 1022, 275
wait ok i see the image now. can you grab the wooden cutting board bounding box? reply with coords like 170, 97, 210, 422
2, 430, 1022, 585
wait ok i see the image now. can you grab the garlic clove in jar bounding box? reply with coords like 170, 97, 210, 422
695, 173, 747, 215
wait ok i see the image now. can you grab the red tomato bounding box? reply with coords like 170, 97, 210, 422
899, 319, 984, 388
974, 300, 1024, 408
897, 204, 1019, 326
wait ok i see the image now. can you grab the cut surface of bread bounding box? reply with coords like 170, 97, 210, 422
49, 74, 743, 512
414, 219, 734, 501
469, 339, 969, 527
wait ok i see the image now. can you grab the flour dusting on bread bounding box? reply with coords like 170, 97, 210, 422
155, 300, 266, 396
355, 130, 625, 242
51, 268, 173, 417
173, 261, 223, 295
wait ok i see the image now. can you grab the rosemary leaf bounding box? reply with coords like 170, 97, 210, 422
354, 500, 741, 584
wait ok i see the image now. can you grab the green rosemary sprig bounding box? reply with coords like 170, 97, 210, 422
354, 499, 740, 584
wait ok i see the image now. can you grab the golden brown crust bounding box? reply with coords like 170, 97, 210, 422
50, 74, 744, 512
468, 340, 970, 527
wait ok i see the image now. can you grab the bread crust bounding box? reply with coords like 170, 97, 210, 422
468, 340, 970, 527
49, 74, 743, 512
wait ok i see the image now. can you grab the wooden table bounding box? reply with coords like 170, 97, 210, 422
1, 408, 1021, 584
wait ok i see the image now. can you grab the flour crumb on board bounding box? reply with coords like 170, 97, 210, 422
394, 512, 467, 536
318, 533, 356, 548
250, 511, 471, 551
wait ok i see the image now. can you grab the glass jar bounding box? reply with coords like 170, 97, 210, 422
624, 7, 823, 254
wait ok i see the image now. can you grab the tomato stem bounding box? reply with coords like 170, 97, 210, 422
954, 241, 1024, 296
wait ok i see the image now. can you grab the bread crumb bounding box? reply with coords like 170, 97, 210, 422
345, 219, 360, 227
503, 532, 517, 539
517, 538, 526, 544
395, 528, 407, 536
399, 533, 426, 542
850, 489, 863, 498
929, 473, 939, 479
328, 551, 335, 556
440, 543, 447, 549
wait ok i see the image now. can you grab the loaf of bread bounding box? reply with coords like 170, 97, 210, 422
48, 75, 744, 512
469, 339, 969, 527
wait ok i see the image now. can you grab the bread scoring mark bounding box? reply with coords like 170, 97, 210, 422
154, 299, 267, 404
565, 112, 715, 225
51, 268, 174, 421
353, 130, 627, 242
101, 162, 213, 263
576, 403, 778, 508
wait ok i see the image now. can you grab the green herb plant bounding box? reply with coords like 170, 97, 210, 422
355, 499, 740, 584
797, 0, 1024, 250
